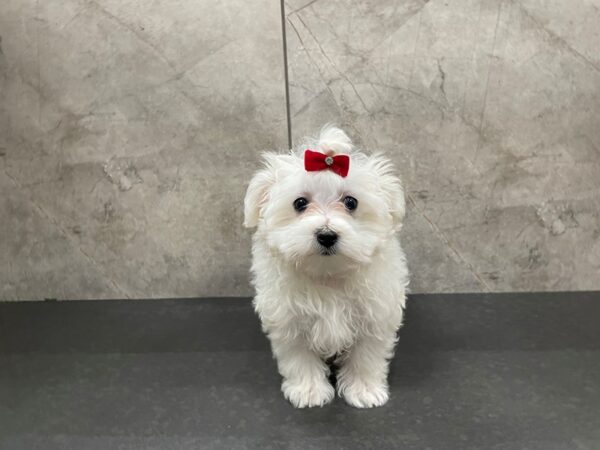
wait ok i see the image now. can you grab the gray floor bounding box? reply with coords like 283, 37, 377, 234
1, 292, 600, 449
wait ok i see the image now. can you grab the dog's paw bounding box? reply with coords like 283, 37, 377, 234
282, 377, 335, 408
338, 378, 389, 408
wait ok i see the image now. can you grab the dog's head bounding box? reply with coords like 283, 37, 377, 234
244, 127, 405, 276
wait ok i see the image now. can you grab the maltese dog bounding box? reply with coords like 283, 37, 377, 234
244, 126, 408, 408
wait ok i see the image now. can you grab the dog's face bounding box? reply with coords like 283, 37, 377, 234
244, 151, 405, 275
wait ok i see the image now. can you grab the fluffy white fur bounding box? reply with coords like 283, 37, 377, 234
244, 126, 409, 408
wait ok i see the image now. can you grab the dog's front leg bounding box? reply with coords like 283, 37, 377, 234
336, 333, 396, 408
270, 335, 334, 408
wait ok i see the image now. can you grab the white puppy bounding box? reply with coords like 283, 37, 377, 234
244, 126, 409, 408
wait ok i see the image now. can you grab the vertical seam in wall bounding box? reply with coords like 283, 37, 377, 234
280, 0, 293, 150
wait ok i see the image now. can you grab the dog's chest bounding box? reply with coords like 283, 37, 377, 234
302, 298, 364, 356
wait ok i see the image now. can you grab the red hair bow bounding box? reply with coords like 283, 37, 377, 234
304, 149, 350, 177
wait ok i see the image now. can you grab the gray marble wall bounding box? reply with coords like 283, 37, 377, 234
286, 0, 600, 293
1, 0, 598, 300
0, 0, 287, 300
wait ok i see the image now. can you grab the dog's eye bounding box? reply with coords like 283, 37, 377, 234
343, 196, 358, 211
293, 197, 309, 212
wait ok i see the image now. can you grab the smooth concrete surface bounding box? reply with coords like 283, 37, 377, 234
2, 0, 600, 300
1, 292, 600, 449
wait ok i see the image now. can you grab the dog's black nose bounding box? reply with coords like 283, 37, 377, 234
316, 230, 338, 248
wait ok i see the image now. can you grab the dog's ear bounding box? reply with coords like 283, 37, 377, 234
243, 154, 277, 228
372, 155, 406, 231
